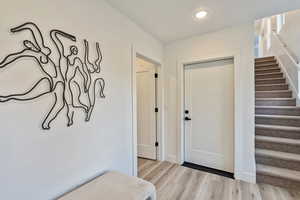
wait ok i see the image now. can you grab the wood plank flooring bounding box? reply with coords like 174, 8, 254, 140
138, 158, 300, 200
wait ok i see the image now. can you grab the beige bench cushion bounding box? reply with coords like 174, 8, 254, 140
59, 171, 156, 200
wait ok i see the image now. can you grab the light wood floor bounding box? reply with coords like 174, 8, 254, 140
138, 158, 300, 200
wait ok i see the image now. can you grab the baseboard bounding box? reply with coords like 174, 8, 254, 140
235, 171, 256, 183
166, 154, 177, 163
183, 162, 234, 179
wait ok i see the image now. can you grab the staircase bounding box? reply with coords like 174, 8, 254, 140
255, 56, 300, 190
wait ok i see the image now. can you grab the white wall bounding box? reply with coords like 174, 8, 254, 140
164, 24, 256, 182
0, 0, 163, 199
278, 9, 300, 62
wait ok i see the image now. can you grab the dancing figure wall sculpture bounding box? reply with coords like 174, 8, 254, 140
0, 22, 106, 130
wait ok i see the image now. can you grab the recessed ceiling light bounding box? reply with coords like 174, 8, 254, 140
195, 11, 208, 19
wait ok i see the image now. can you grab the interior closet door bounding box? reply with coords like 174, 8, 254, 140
137, 63, 157, 160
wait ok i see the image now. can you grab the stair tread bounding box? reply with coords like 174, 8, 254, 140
256, 58, 276, 60
255, 68, 280, 71
256, 149, 300, 162
256, 114, 300, 119
256, 77, 285, 80
256, 83, 288, 87
256, 90, 291, 93
255, 60, 276, 62
256, 98, 295, 100
256, 59, 276, 61
255, 62, 277, 65
256, 136, 300, 146
255, 106, 300, 109
256, 164, 300, 181
256, 72, 283, 75
256, 124, 300, 131
255, 65, 278, 68
255, 57, 275, 62
255, 56, 275, 59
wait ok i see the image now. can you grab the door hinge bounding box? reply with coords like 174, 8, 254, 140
155, 107, 159, 113
155, 142, 159, 147
154, 73, 158, 78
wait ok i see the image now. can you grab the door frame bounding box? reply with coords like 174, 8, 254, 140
131, 46, 164, 176
177, 52, 243, 179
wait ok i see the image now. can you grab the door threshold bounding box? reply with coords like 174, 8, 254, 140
182, 162, 234, 179
138, 157, 157, 161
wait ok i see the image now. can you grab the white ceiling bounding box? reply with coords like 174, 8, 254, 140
105, 0, 300, 43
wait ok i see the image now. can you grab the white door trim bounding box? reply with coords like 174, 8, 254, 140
131, 46, 165, 176
176, 52, 244, 180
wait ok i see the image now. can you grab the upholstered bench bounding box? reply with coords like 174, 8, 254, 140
58, 171, 156, 200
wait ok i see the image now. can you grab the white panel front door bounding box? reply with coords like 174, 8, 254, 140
137, 64, 157, 160
184, 59, 234, 173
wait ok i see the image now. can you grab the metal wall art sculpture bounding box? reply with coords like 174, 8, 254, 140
0, 22, 106, 130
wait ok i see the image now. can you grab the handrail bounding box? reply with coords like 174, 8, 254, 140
272, 31, 300, 68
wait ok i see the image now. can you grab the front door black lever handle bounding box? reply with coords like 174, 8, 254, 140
185, 117, 191, 121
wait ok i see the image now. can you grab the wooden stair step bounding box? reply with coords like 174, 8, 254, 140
255, 56, 275, 59
256, 124, 300, 139
256, 136, 300, 154
256, 78, 286, 85
256, 98, 296, 106
255, 105, 300, 115
256, 149, 300, 172
255, 68, 281, 74
256, 164, 300, 190
255, 66, 280, 71
255, 63, 278, 67
255, 90, 292, 98
256, 72, 283, 79
256, 114, 300, 127
255, 56, 275, 62
256, 84, 288, 91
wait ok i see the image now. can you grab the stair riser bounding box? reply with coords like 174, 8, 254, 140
256, 79, 286, 85
256, 117, 300, 127
256, 100, 296, 106
256, 85, 288, 91
255, 69, 281, 74
255, 107, 300, 116
256, 141, 300, 154
257, 174, 300, 190
256, 127, 300, 139
256, 155, 300, 171
256, 73, 283, 79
